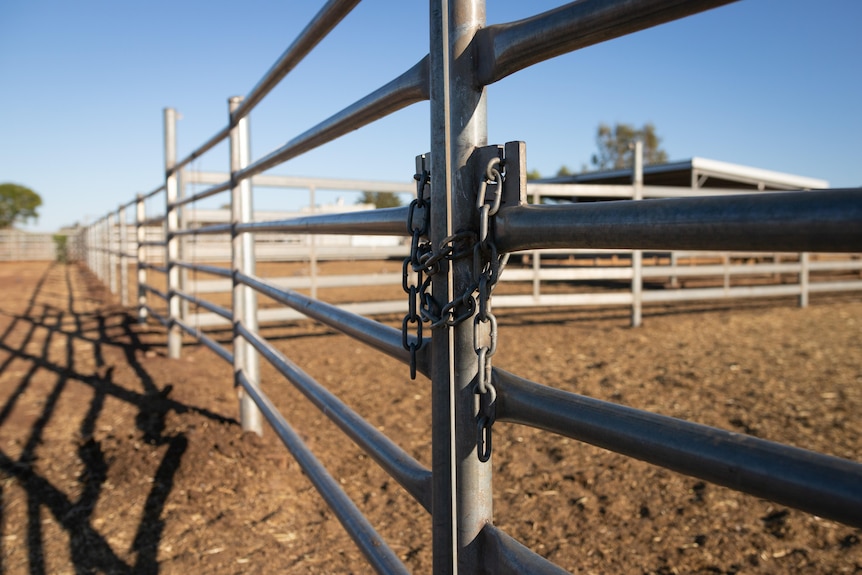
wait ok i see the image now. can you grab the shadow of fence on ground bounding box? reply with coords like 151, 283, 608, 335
0, 263, 235, 574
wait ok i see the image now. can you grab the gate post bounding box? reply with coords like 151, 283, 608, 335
430, 0, 491, 572
229, 95, 262, 436
164, 107, 182, 359
136, 194, 149, 322
631, 140, 644, 327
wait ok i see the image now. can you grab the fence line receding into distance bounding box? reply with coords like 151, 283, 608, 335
71, 1, 862, 573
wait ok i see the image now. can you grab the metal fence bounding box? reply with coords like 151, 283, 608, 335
91, 193, 862, 331
0, 229, 82, 262
77, 1, 862, 573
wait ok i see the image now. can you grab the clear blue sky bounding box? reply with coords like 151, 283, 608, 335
1, 1, 860, 232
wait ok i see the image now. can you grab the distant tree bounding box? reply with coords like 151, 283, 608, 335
526, 169, 542, 181
556, 165, 573, 177
0, 183, 42, 228
591, 122, 668, 171
356, 191, 403, 209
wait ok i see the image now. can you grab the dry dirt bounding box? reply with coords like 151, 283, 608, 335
0, 261, 860, 574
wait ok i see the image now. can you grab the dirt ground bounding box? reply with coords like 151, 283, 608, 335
0, 261, 860, 574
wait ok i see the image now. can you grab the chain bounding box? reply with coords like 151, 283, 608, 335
473, 156, 508, 462
402, 155, 510, 463
402, 168, 431, 380
402, 166, 478, 377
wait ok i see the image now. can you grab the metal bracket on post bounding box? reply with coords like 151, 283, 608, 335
502, 141, 527, 209
474, 141, 526, 210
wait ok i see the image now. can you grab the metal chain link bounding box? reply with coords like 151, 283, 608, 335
402, 166, 480, 377
402, 155, 509, 464
402, 168, 431, 379
473, 157, 508, 462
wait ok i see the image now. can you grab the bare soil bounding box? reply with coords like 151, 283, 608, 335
0, 261, 860, 574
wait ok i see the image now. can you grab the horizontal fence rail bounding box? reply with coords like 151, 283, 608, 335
495, 189, 862, 253
71, 1, 862, 573
494, 368, 862, 527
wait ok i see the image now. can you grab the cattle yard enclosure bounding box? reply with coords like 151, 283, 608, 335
17, 1, 862, 573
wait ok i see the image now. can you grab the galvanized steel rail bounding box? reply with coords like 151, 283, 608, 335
77, 1, 862, 573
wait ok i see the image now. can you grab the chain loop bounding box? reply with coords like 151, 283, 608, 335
402, 167, 432, 380
402, 152, 509, 464
475, 381, 496, 463
471, 155, 507, 461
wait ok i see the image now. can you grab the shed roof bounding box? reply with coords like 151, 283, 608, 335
540, 157, 829, 191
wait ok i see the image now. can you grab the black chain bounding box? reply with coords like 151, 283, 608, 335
402, 168, 432, 379
472, 156, 508, 462
401, 155, 510, 465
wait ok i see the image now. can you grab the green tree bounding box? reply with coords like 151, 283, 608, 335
356, 191, 403, 209
526, 168, 542, 181
591, 122, 668, 170
0, 183, 42, 228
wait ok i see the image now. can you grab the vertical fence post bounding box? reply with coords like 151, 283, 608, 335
164, 108, 182, 359
229, 95, 263, 436
93, 219, 100, 280
119, 205, 129, 306
631, 140, 644, 327
531, 188, 542, 301
87, 221, 99, 277
430, 0, 490, 572
107, 211, 118, 296
100, 217, 108, 284
799, 252, 810, 307
309, 185, 319, 300
723, 253, 731, 291
178, 170, 190, 322
669, 251, 679, 288
94, 220, 99, 276
83, 224, 87, 269
136, 194, 148, 323
87, 223, 92, 270
85, 223, 91, 273
97, 218, 102, 280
